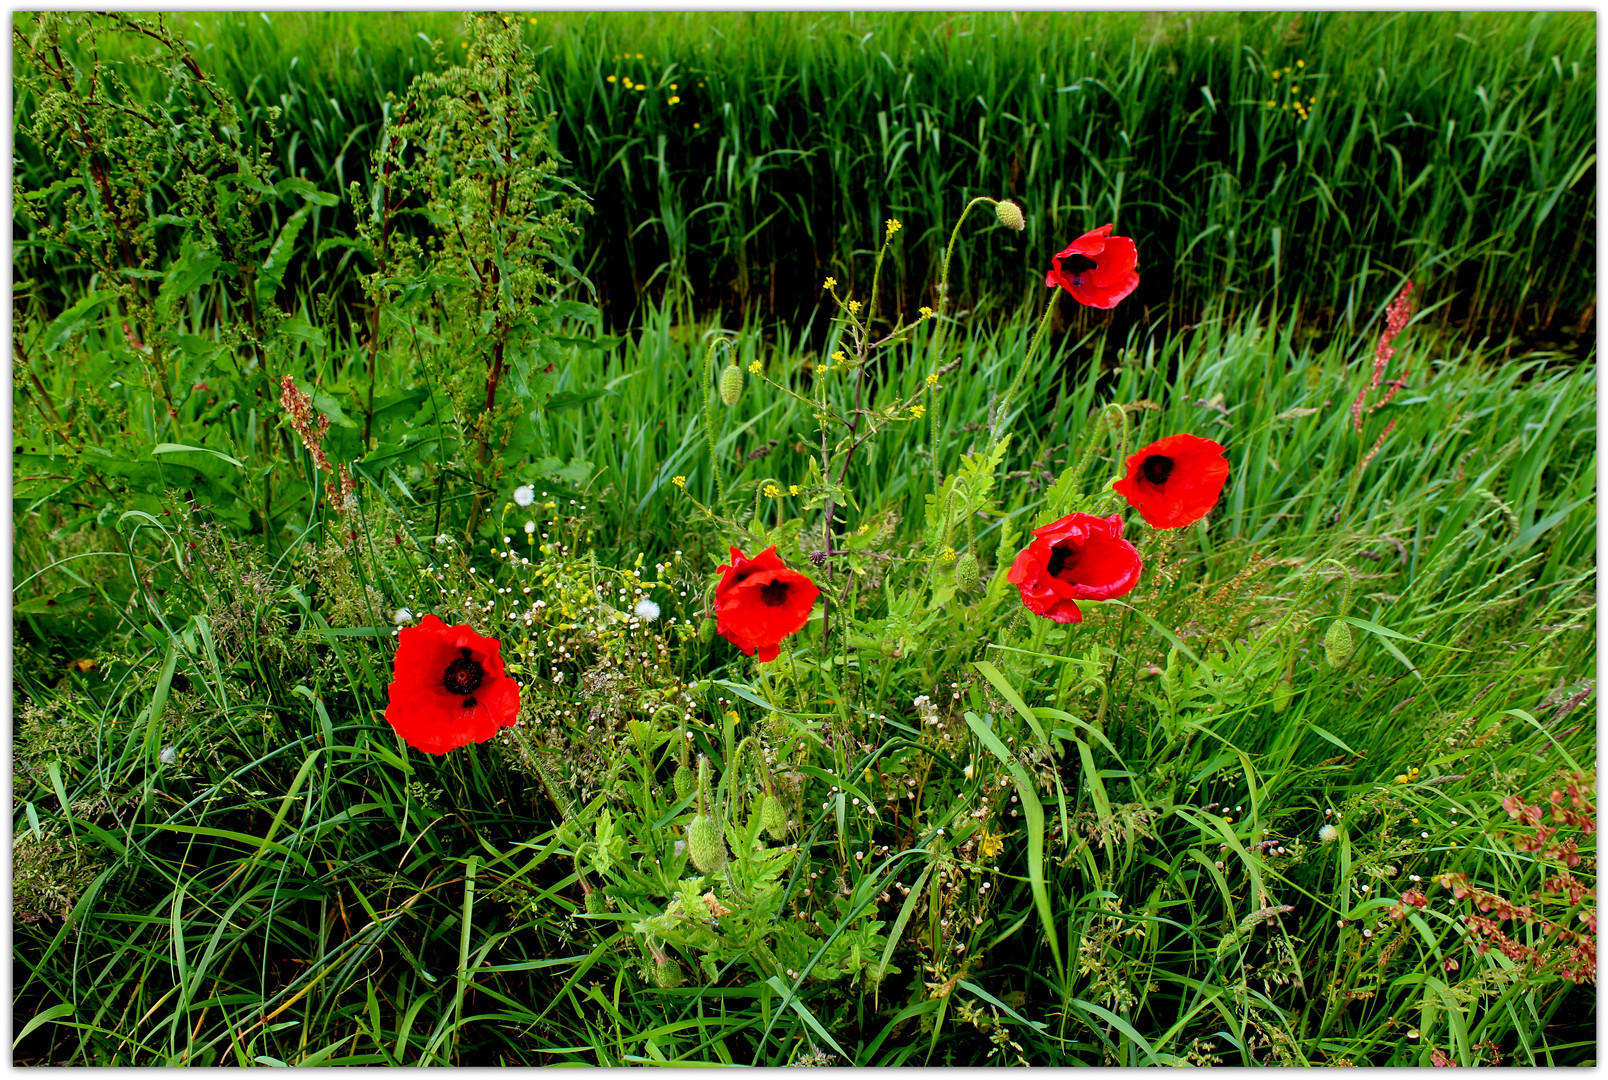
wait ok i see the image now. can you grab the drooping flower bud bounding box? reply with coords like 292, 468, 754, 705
718, 363, 744, 407
673, 762, 695, 801
654, 957, 684, 988
698, 617, 718, 643
686, 813, 727, 873
995, 199, 1025, 231
760, 794, 788, 840
954, 552, 981, 592
1324, 619, 1354, 668
584, 890, 608, 915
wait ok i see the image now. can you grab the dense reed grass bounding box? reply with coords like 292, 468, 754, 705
13, 11, 1597, 342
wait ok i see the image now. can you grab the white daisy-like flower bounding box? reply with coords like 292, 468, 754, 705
633, 598, 661, 622
394, 608, 413, 624
514, 484, 536, 506
1319, 824, 1339, 843
524, 520, 536, 534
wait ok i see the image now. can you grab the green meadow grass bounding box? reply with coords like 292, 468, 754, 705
13, 299, 1596, 1064
13, 10, 1597, 340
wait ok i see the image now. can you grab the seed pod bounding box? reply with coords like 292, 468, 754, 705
995, 199, 1025, 231
718, 363, 744, 407
1324, 619, 1354, 668
584, 890, 608, 916
686, 813, 727, 873
760, 794, 788, 840
698, 617, 718, 643
673, 762, 695, 801
954, 552, 980, 592
654, 958, 684, 989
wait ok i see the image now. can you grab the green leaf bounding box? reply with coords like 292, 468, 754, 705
257, 208, 310, 308
152, 443, 245, 469
33, 290, 119, 355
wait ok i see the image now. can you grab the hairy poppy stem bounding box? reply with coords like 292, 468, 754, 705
989, 292, 1061, 453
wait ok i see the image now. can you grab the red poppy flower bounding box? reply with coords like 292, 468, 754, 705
1045, 224, 1140, 309
714, 545, 820, 662
1111, 433, 1231, 529
385, 615, 520, 754
1007, 513, 1142, 624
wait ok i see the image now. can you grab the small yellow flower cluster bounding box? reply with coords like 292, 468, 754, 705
671, 475, 687, 488
925, 372, 939, 387
940, 547, 957, 563
885, 218, 902, 238
822, 276, 837, 290
788, 484, 800, 496
910, 404, 926, 418
747, 359, 762, 374
1393, 766, 1422, 784
847, 300, 862, 314
763, 482, 781, 498
919, 306, 934, 319
831, 350, 846, 363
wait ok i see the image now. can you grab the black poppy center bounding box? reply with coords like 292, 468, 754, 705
1046, 542, 1078, 580
442, 647, 485, 696
1061, 253, 1098, 276
1141, 454, 1174, 486
758, 580, 791, 607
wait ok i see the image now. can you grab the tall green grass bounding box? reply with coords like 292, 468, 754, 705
13, 11, 1597, 341
14, 303, 1595, 1064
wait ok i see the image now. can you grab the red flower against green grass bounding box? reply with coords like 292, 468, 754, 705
385, 615, 520, 754
714, 545, 819, 662
1007, 512, 1141, 624
1112, 433, 1230, 529
1046, 224, 1140, 309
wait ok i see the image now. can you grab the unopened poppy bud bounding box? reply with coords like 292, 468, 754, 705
1272, 671, 1293, 713
761, 794, 788, 840
718, 363, 744, 407
954, 552, 981, 592
654, 958, 684, 988
1324, 619, 1354, 668
686, 813, 727, 873
698, 617, 717, 643
995, 199, 1025, 231
673, 762, 695, 801
584, 890, 608, 916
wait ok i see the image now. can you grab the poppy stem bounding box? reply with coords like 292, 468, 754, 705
989, 290, 1061, 453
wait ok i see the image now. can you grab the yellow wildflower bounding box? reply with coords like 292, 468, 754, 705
941, 547, 957, 563
911, 404, 926, 418
847, 300, 862, 314
822, 276, 837, 290
763, 482, 781, 498
832, 350, 846, 363
671, 475, 686, 488
668, 96, 681, 105
1272, 70, 1281, 80
1297, 59, 1305, 68
636, 53, 645, 59
885, 218, 902, 237
788, 484, 800, 496
925, 372, 939, 386
670, 83, 678, 90
607, 75, 617, 83
919, 305, 934, 318
747, 359, 762, 374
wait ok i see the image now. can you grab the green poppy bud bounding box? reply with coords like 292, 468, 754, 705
698, 617, 718, 643
718, 363, 744, 407
995, 199, 1025, 231
761, 794, 788, 840
584, 890, 608, 915
673, 762, 695, 801
1324, 619, 1354, 668
654, 957, 684, 989
686, 813, 727, 873
1272, 672, 1293, 713
954, 552, 980, 592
